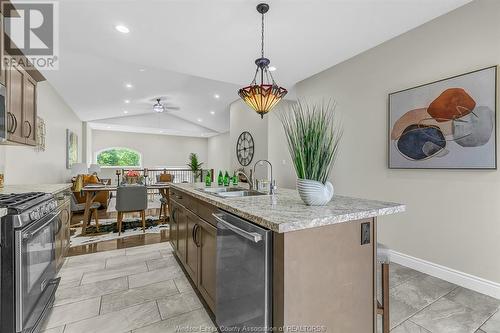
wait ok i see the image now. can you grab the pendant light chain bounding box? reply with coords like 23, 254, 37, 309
261, 11, 265, 58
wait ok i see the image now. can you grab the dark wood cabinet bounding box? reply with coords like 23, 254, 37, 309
6, 59, 24, 144
170, 189, 217, 313
5, 55, 38, 146
197, 218, 216, 311
185, 210, 199, 282
22, 73, 36, 145
169, 202, 179, 252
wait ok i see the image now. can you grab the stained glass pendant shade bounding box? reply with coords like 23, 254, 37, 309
238, 3, 287, 119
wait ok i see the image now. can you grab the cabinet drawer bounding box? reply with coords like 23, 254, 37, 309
197, 200, 217, 228
170, 188, 197, 214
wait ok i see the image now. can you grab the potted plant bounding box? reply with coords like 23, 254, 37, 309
187, 153, 204, 181
278, 100, 343, 205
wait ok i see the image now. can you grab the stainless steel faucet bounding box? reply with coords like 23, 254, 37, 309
235, 169, 254, 190
253, 160, 276, 194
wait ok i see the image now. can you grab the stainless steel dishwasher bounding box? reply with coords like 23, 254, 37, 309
213, 210, 272, 331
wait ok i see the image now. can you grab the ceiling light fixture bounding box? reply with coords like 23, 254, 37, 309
210, 111, 215, 115
197, 118, 202, 122
124, 99, 130, 104
115, 25, 130, 34
238, 3, 287, 119
153, 98, 165, 113
125, 83, 133, 88
214, 94, 220, 99
139, 68, 145, 72
123, 110, 128, 114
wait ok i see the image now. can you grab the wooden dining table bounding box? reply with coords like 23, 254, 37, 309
80, 183, 170, 236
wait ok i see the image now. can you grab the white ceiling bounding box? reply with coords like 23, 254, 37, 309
42, 0, 471, 136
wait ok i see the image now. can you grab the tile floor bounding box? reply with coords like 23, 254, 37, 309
41, 242, 215, 333
41, 242, 500, 333
380, 263, 500, 333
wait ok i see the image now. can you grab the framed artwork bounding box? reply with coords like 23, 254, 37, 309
389, 66, 497, 169
66, 129, 78, 169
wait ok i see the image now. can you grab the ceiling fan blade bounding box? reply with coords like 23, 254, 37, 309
165, 106, 180, 110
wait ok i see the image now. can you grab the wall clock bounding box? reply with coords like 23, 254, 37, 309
236, 131, 255, 166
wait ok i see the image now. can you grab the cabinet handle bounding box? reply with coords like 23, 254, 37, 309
171, 208, 177, 223
6, 112, 13, 133
24, 120, 32, 138
11, 114, 17, 134
192, 224, 201, 247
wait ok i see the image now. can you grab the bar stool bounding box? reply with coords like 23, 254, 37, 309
158, 197, 168, 224
377, 243, 390, 333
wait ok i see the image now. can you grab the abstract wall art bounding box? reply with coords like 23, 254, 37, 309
389, 66, 497, 169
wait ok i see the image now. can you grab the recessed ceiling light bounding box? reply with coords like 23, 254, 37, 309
214, 94, 220, 99
115, 25, 130, 34
139, 68, 145, 72
124, 99, 130, 104
106, 126, 111, 129
123, 110, 128, 114
268, 66, 277, 72
210, 111, 215, 115
197, 118, 202, 122
159, 130, 164, 133
125, 83, 133, 89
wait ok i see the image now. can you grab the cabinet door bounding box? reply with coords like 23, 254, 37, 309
175, 202, 187, 264
169, 202, 179, 252
22, 73, 36, 145
185, 210, 199, 283
198, 219, 216, 312
6, 61, 24, 144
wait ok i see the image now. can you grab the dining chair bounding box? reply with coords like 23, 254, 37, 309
377, 243, 390, 333
70, 192, 101, 231
156, 173, 174, 182
116, 185, 148, 235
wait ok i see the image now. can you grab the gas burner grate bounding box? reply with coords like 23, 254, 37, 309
0, 192, 47, 209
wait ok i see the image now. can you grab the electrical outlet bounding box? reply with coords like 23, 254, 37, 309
361, 222, 370, 245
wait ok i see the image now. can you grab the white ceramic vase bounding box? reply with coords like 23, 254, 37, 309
296, 179, 334, 206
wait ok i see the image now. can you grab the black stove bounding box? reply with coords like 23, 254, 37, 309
1, 191, 60, 333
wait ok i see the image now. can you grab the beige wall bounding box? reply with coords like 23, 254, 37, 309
207, 132, 231, 178
0, 81, 82, 184
291, 0, 500, 282
92, 129, 208, 181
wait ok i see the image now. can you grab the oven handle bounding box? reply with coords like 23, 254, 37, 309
22, 213, 58, 239
212, 213, 262, 243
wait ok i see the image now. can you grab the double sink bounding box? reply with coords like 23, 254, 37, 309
197, 186, 266, 198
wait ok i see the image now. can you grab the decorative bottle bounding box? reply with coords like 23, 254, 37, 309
205, 171, 211, 187
232, 172, 238, 186
218, 171, 223, 186
223, 171, 230, 186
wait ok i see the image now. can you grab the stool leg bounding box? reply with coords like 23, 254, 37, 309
141, 210, 146, 233
117, 211, 123, 235
382, 263, 390, 333
93, 208, 100, 232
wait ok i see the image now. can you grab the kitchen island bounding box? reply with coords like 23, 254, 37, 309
169, 183, 405, 333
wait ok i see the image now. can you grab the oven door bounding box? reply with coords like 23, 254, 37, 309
15, 212, 59, 332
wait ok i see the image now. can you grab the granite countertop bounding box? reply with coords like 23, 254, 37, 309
0, 207, 7, 218
171, 183, 406, 233
0, 183, 72, 195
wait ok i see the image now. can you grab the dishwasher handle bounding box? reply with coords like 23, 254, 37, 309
212, 213, 262, 243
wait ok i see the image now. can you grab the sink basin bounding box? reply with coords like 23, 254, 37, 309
198, 187, 246, 193
216, 190, 267, 198
197, 187, 266, 197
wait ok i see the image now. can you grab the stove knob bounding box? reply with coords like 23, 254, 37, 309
29, 209, 40, 220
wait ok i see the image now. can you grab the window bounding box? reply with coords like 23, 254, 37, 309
96, 147, 141, 167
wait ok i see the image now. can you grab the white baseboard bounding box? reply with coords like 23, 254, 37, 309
389, 250, 500, 300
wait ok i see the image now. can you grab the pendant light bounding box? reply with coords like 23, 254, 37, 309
238, 3, 287, 119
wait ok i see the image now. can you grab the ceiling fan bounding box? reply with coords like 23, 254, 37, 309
150, 97, 180, 113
